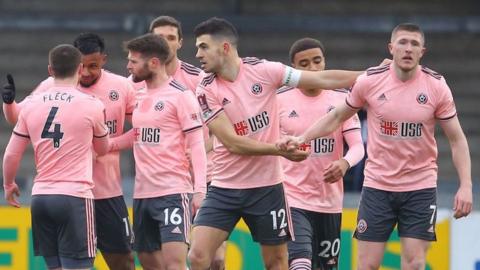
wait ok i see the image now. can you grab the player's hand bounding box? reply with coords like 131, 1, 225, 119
323, 158, 350, 183
4, 183, 20, 208
453, 184, 472, 219
192, 192, 205, 214
279, 148, 309, 162
276, 135, 304, 152
2, 74, 16, 104
379, 58, 392, 66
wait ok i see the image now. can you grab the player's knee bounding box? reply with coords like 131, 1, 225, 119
263, 252, 288, 269
188, 248, 210, 268
357, 259, 382, 270
402, 256, 426, 270
210, 258, 225, 270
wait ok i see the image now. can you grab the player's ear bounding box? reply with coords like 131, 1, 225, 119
223, 42, 230, 54
388, 42, 393, 55
178, 38, 183, 49
48, 65, 54, 77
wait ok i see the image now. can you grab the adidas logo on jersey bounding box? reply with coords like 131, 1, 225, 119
288, 110, 299, 118
171, 226, 182, 234
278, 229, 287, 237
222, 97, 231, 106
377, 93, 387, 101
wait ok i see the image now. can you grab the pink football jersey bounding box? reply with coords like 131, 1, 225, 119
32, 70, 136, 198
197, 57, 291, 189
132, 78, 203, 198
346, 64, 456, 191
278, 87, 361, 213
14, 86, 107, 198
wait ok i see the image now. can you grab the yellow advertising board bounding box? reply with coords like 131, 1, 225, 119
0, 207, 449, 270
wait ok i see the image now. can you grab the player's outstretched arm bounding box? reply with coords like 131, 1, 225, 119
2, 134, 29, 208
297, 69, 363, 91
208, 111, 308, 161
277, 102, 358, 151
439, 116, 473, 219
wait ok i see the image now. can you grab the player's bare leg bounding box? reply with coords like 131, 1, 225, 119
102, 252, 135, 270
210, 241, 227, 270
138, 250, 164, 270
161, 242, 189, 269
400, 237, 430, 270
356, 240, 386, 270
188, 226, 229, 269
261, 243, 288, 270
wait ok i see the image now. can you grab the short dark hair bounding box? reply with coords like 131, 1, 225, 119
391, 23, 425, 43
73, 32, 106, 55
48, 44, 82, 78
289, 38, 326, 63
149, 15, 183, 40
124, 33, 170, 62
194, 17, 239, 46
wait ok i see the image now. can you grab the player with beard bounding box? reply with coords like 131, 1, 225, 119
277, 23, 473, 270
2, 33, 136, 270
122, 33, 206, 270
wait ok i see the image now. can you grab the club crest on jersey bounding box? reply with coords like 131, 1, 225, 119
417, 93, 428, 104
251, 83, 263, 95
109, 90, 119, 101
327, 105, 335, 113
380, 120, 423, 138
154, 101, 165, 111
233, 111, 270, 136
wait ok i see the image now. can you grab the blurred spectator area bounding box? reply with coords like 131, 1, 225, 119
1, 0, 479, 192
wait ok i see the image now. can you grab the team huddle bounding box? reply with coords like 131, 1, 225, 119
1, 16, 473, 270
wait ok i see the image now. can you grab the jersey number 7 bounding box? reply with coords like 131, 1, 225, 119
41, 107, 64, 148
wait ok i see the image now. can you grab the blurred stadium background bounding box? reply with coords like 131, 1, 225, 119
0, 0, 479, 269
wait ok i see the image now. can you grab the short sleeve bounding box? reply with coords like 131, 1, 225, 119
263, 60, 287, 89
178, 91, 203, 133
13, 110, 30, 138
342, 113, 362, 133
196, 83, 223, 124
91, 100, 108, 138
125, 82, 137, 115
434, 77, 457, 120
346, 74, 369, 109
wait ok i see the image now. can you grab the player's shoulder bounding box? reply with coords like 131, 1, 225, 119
365, 64, 390, 77
180, 60, 202, 76
242, 57, 265, 66
101, 70, 131, 85
199, 73, 217, 88
420, 65, 443, 80
276, 86, 295, 95
169, 79, 189, 93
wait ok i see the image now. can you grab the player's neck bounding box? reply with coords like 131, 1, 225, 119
146, 68, 170, 89
394, 64, 418, 82
165, 57, 179, 76
299, 88, 322, 97
53, 77, 78, 87
217, 54, 241, 82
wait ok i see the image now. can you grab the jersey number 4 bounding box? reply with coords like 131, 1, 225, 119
41, 107, 64, 148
